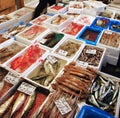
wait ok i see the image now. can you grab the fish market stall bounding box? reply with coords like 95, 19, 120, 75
0, 0, 119, 118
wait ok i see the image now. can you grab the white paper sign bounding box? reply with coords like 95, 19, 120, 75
86, 49, 96, 55
58, 49, 68, 56
4, 72, 20, 85
55, 97, 72, 115
47, 55, 58, 64
17, 82, 36, 96
76, 60, 88, 68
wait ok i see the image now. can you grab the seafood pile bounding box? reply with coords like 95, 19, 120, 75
76, 15, 94, 25
0, 42, 26, 64
79, 28, 100, 42
0, 82, 49, 118
110, 21, 120, 33
62, 22, 84, 36
20, 25, 47, 40
50, 3, 66, 11
114, 13, 120, 21
77, 45, 104, 67
51, 15, 67, 25
52, 62, 97, 99
3, 23, 31, 38
39, 32, 64, 48
0, 16, 11, 24
100, 30, 120, 48
69, 2, 83, 9
10, 44, 45, 73
99, 10, 113, 18
93, 17, 110, 29
55, 39, 81, 58
29, 55, 67, 86
13, 8, 32, 18
0, 34, 8, 44
37, 90, 78, 118
86, 74, 120, 115
32, 15, 50, 25
66, 12, 79, 18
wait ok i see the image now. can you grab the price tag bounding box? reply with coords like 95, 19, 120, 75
47, 55, 58, 64
55, 97, 72, 115
86, 49, 96, 55
17, 82, 36, 96
4, 72, 20, 85
39, 38, 47, 44
105, 30, 112, 34
76, 60, 88, 68
58, 49, 68, 56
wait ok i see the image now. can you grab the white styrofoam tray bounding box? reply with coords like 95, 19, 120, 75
4, 43, 48, 76
74, 44, 106, 70
97, 30, 120, 58
44, 13, 74, 31
52, 35, 85, 61
7, 7, 34, 22
15, 24, 48, 45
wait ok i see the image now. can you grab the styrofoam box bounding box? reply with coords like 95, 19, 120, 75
60, 21, 85, 38
25, 52, 69, 89
47, 3, 68, 14
0, 21, 32, 39
74, 14, 95, 26
52, 35, 85, 61
7, 7, 34, 22
0, 15, 17, 31
44, 13, 74, 31
68, 1, 84, 14
64, 11, 80, 19
74, 44, 106, 70
83, 1, 107, 16
4, 43, 48, 76
97, 71, 120, 118
30, 14, 51, 26
98, 9, 115, 19
0, 38, 27, 65
105, 54, 119, 66
15, 24, 48, 45
37, 29, 65, 51
98, 30, 120, 58
25, 0, 39, 9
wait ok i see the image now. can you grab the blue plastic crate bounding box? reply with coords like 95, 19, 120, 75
91, 16, 111, 30
76, 26, 102, 45
109, 19, 120, 33
76, 105, 115, 118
